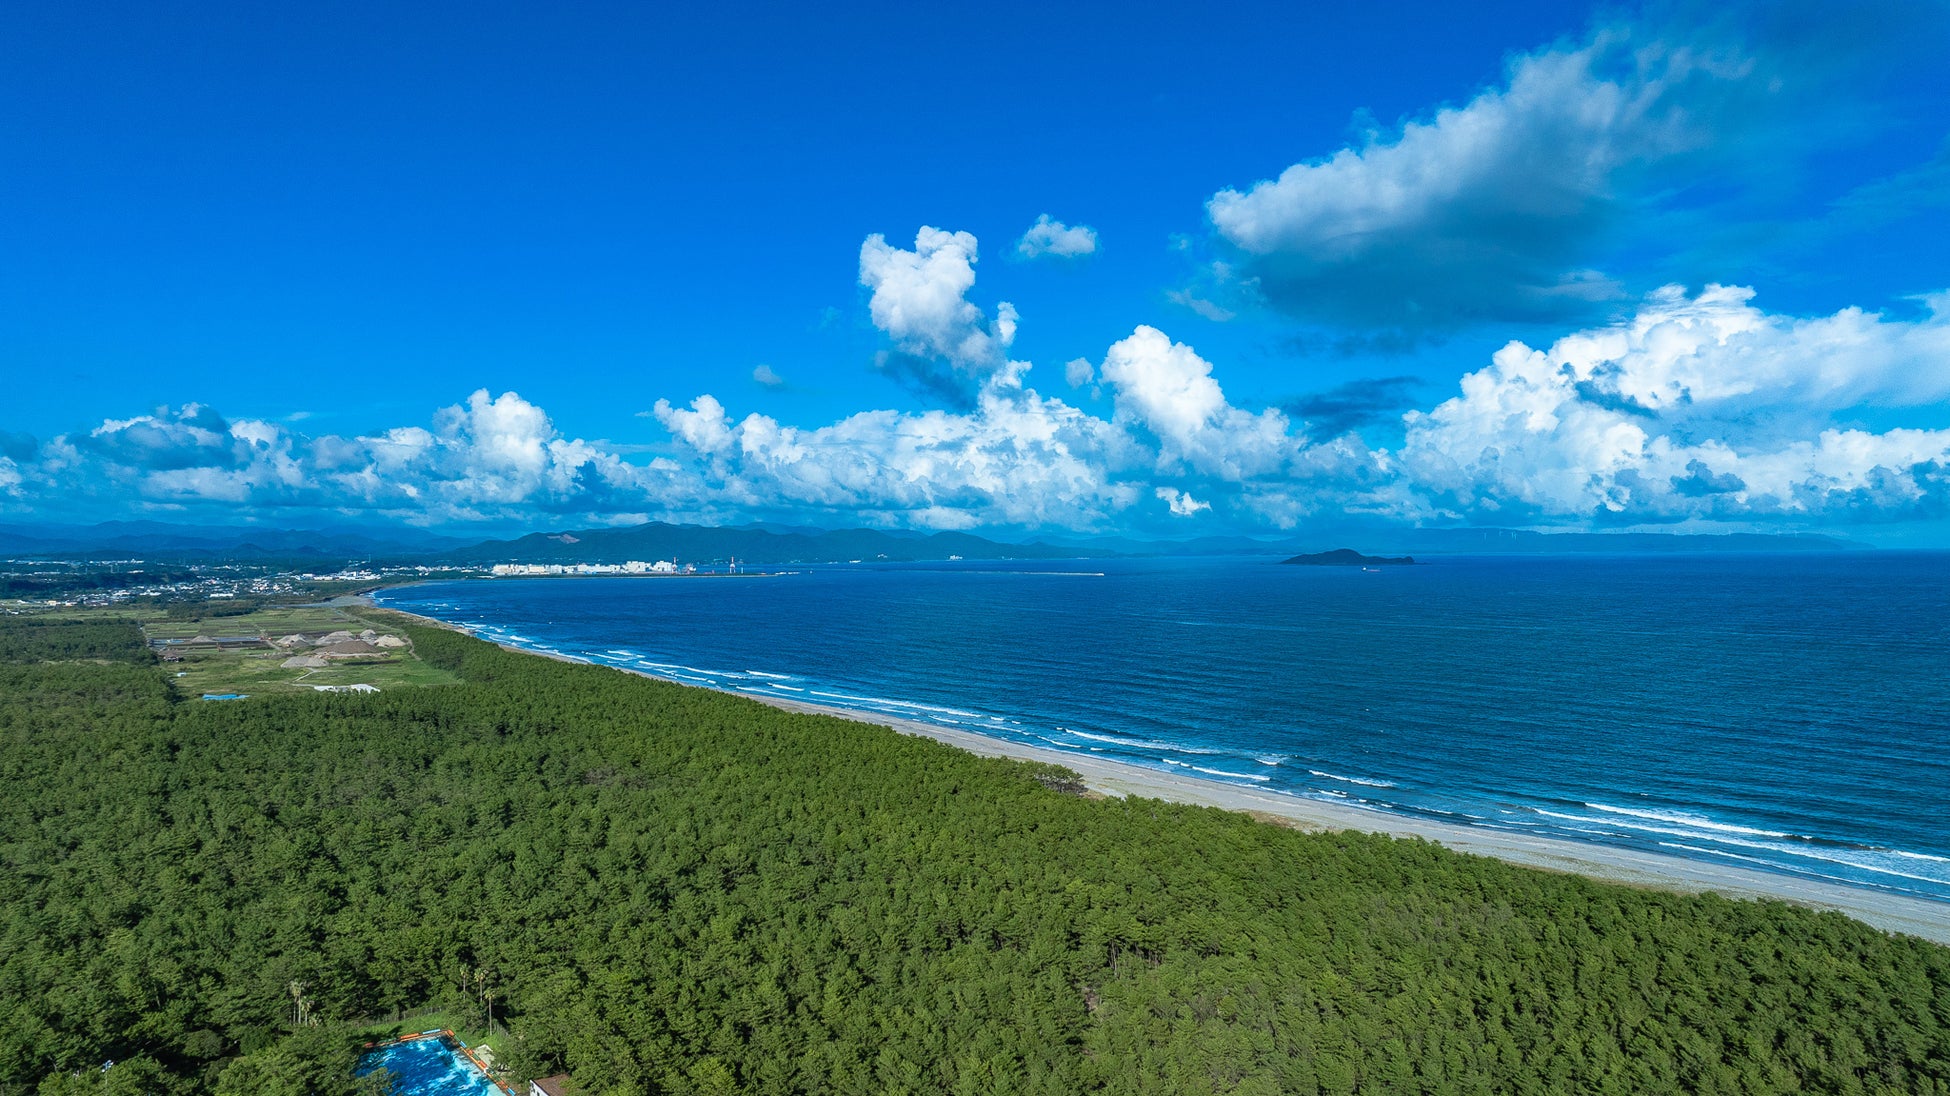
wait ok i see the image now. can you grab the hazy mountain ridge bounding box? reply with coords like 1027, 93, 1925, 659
0, 521, 471, 561
0, 519, 1873, 565
444, 522, 1107, 565
1050, 529, 1869, 556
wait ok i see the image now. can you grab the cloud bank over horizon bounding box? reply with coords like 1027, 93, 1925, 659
5, 234, 1946, 538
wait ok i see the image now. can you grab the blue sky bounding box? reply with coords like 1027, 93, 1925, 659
4, 0, 1949, 541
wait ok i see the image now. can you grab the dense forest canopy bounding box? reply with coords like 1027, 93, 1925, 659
1, 615, 1946, 1094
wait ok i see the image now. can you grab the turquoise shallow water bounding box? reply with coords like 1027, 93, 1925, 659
381, 551, 1950, 904
355, 1034, 498, 1096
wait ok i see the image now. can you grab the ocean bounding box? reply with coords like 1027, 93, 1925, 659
379, 552, 1950, 904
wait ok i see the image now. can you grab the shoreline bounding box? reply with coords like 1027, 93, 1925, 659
363, 592, 1950, 945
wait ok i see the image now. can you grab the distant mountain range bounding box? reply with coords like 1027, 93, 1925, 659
444, 522, 1104, 565
0, 518, 1873, 565
1330, 528, 1869, 556
1040, 528, 1868, 557
0, 521, 470, 560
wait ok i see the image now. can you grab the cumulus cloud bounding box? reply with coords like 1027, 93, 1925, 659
77, 404, 245, 472
38, 404, 309, 507
351, 389, 648, 513
639, 322, 1402, 532
1099, 326, 1295, 480
1399, 285, 1950, 522
647, 380, 1142, 530
1016, 215, 1098, 259
7, 286, 1947, 535
652, 395, 737, 456
1206, 24, 1762, 333
12, 390, 653, 525
752, 364, 785, 388
859, 227, 1021, 406
1155, 486, 1211, 516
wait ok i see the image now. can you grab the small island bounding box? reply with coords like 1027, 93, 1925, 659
1282, 548, 1416, 566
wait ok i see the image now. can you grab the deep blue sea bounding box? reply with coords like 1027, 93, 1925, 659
380, 553, 1950, 903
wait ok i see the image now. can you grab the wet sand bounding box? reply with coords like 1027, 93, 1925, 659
755, 694, 1950, 945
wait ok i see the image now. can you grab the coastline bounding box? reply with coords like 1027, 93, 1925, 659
364, 592, 1950, 945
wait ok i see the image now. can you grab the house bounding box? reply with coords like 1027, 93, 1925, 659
531, 1075, 574, 1096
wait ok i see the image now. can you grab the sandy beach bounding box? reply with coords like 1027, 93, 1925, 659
752, 694, 1950, 945
366, 598, 1950, 945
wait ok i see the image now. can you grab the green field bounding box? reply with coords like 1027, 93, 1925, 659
4, 600, 462, 696
164, 646, 459, 697
88, 602, 463, 696
142, 605, 363, 640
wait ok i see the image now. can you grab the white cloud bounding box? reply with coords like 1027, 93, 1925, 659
636, 330, 1402, 531
1101, 328, 1227, 444
859, 226, 1027, 408
753, 364, 785, 388
1206, 26, 1756, 330
1400, 286, 1950, 521
651, 381, 1143, 530
1098, 326, 1293, 480
1155, 486, 1211, 516
1064, 357, 1095, 388
19, 389, 655, 524
859, 227, 1015, 371
652, 395, 737, 457
1017, 214, 1098, 259
320, 389, 642, 518
1543, 285, 1950, 415
8, 285, 1947, 535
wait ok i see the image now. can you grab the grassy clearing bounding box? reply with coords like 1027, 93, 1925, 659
11, 601, 463, 696
2, 602, 170, 621
143, 605, 362, 639
149, 602, 461, 697
166, 650, 458, 697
